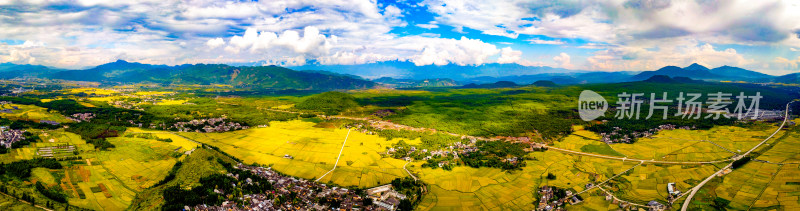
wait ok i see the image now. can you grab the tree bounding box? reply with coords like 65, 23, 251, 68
546, 173, 556, 180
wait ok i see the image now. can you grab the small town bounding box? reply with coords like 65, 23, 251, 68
191, 163, 413, 211
0, 126, 25, 149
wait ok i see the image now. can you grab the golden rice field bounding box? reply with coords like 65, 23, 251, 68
413, 150, 639, 210
608, 126, 777, 162
154, 99, 187, 105
701, 125, 800, 210
0, 103, 72, 123
180, 120, 411, 187
67, 88, 118, 95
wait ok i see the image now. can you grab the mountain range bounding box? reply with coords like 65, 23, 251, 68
0, 61, 796, 90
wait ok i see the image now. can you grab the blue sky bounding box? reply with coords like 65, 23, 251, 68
0, 0, 799, 75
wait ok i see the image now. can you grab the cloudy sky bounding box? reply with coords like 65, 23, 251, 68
1, 0, 800, 75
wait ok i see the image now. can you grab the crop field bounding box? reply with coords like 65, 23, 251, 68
124, 128, 200, 152
0, 103, 72, 123
94, 137, 179, 191
754, 126, 800, 163
62, 164, 138, 210
609, 126, 778, 162
180, 120, 410, 187
414, 150, 638, 210
610, 163, 720, 204
67, 88, 118, 95
553, 126, 625, 157
0, 193, 39, 211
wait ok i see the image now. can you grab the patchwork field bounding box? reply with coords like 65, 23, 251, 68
414, 150, 638, 210
0, 103, 72, 123
180, 120, 410, 187
558, 125, 780, 162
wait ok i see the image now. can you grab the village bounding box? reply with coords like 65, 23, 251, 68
0, 125, 25, 149
192, 163, 413, 211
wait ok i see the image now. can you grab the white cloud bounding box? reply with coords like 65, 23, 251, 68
552, 52, 573, 69
527, 38, 565, 45
224, 27, 334, 57
206, 38, 225, 49
587, 43, 752, 71
409, 36, 500, 66
791, 48, 799, 52
497, 47, 521, 64
416, 21, 439, 29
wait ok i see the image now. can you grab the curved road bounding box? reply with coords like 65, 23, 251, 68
681, 101, 795, 211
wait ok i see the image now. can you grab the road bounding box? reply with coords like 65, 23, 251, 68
403, 161, 418, 181
546, 146, 732, 165
316, 129, 351, 182
572, 161, 643, 197
681, 101, 795, 211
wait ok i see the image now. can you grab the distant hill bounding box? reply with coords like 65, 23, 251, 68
531, 80, 558, 87
373, 77, 459, 88
710, 66, 772, 79
461, 81, 519, 89
292, 61, 581, 81
46, 60, 375, 90
631, 63, 777, 82
642, 75, 701, 83
0, 62, 61, 79
772, 73, 799, 84
632, 64, 719, 80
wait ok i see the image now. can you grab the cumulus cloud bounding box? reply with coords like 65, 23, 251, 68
553, 52, 573, 69
422, 0, 800, 46
224, 27, 334, 57
409, 36, 500, 66
587, 43, 751, 71
497, 47, 521, 64
206, 38, 225, 49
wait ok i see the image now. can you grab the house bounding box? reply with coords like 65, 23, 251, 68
366, 184, 392, 196
570, 196, 583, 205
647, 200, 665, 211
667, 183, 680, 195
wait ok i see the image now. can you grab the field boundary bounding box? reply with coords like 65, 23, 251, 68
316, 129, 351, 182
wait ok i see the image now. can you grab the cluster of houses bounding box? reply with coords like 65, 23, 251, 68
148, 117, 249, 133
726, 109, 786, 121
0, 126, 24, 148
365, 184, 408, 211
191, 163, 399, 211
109, 99, 141, 110
599, 124, 694, 143
67, 113, 95, 122
536, 186, 581, 211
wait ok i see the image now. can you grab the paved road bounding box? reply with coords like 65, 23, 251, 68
316, 129, 351, 182
403, 161, 418, 181
546, 146, 732, 165
681, 101, 795, 211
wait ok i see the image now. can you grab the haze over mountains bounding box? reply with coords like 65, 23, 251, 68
0, 61, 796, 90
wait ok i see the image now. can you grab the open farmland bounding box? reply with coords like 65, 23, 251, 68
0, 103, 72, 123
411, 149, 639, 210
180, 120, 411, 187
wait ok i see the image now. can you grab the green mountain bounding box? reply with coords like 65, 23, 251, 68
46, 60, 374, 90
0, 62, 61, 79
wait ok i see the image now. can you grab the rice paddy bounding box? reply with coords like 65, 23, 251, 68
180, 120, 410, 187
0, 103, 72, 123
